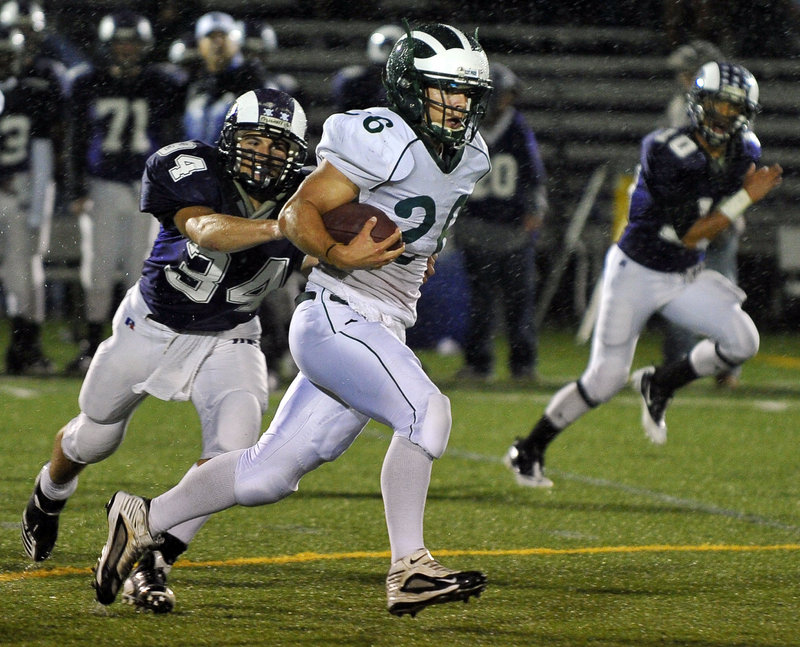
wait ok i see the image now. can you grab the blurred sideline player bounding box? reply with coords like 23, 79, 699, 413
93, 22, 492, 617
505, 62, 782, 487
183, 11, 266, 144
22, 88, 311, 614
454, 62, 548, 382
66, 11, 187, 374
0, 19, 66, 374
331, 24, 402, 112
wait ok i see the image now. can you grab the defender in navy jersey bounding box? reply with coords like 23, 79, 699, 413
66, 11, 188, 374
93, 23, 492, 618
22, 88, 310, 614
506, 62, 782, 488
0, 25, 65, 375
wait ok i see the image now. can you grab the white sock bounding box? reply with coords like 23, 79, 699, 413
149, 450, 243, 536
161, 464, 209, 544
381, 436, 432, 563
38, 463, 78, 501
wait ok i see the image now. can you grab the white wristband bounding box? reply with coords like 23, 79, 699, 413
717, 188, 752, 224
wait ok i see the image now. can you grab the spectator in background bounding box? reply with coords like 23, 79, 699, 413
659, 40, 743, 388
66, 11, 187, 374
330, 24, 402, 112
0, 24, 65, 375
146, 0, 202, 65
454, 62, 548, 382
183, 11, 266, 144
243, 21, 302, 99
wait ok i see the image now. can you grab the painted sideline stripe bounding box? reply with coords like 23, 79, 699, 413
3, 544, 799, 584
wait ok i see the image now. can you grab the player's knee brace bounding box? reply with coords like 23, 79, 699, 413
408, 392, 451, 459
60, 412, 128, 464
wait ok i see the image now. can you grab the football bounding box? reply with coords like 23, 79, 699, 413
321, 202, 402, 250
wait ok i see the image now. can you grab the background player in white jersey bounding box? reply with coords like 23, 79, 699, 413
92, 22, 493, 618
21, 88, 310, 614
505, 61, 782, 488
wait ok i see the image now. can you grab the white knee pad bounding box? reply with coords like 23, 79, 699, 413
719, 310, 760, 364
200, 389, 264, 459
60, 412, 128, 465
234, 442, 300, 506
408, 393, 451, 459
580, 356, 630, 404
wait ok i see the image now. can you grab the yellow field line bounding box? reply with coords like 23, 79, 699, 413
3, 544, 799, 583
754, 353, 800, 369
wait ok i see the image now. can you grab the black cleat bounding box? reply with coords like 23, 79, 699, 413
21, 475, 66, 561
122, 550, 175, 613
631, 367, 671, 445
504, 439, 553, 488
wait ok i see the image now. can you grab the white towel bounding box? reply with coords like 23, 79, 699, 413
132, 331, 217, 401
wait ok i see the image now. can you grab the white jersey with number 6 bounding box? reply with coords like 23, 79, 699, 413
307, 107, 491, 331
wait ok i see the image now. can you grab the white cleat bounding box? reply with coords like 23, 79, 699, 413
386, 548, 487, 617
94, 492, 161, 606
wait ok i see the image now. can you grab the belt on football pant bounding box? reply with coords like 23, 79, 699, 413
295, 291, 348, 306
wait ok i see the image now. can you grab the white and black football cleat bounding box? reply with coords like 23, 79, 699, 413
122, 550, 175, 613
94, 492, 161, 605
386, 548, 487, 617
631, 366, 671, 445
504, 439, 553, 488
21, 473, 66, 562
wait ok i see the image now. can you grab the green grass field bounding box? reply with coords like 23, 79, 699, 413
1, 321, 798, 646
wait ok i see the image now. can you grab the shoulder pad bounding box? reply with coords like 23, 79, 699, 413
317, 108, 416, 188
741, 130, 761, 157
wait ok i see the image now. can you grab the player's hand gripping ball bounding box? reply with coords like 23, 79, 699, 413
321, 202, 402, 250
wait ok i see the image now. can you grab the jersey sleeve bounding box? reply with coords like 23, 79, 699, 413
316, 109, 414, 190
140, 141, 223, 218
640, 130, 686, 202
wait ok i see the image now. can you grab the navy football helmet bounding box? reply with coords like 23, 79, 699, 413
384, 22, 492, 155
218, 88, 308, 203
367, 24, 403, 66
688, 61, 759, 146
0, 1, 44, 33
97, 11, 154, 70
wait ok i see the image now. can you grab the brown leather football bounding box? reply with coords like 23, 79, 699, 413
321, 202, 402, 250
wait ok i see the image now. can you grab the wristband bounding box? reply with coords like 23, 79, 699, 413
717, 188, 752, 224
324, 242, 340, 259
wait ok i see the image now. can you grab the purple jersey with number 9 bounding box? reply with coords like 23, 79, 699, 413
138, 140, 305, 331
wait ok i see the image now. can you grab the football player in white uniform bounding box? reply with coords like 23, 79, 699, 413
93, 22, 493, 617
505, 62, 782, 488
